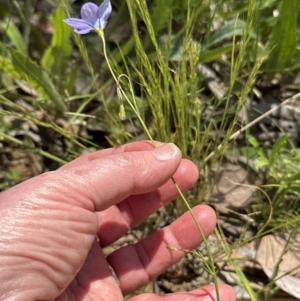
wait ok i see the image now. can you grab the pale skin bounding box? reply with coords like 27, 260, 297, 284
0, 141, 236, 301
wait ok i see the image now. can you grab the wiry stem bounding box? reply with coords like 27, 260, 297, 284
98, 29, 153, 142
97, 29, 220, 301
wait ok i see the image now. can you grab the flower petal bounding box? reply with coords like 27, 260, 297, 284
64, 18, 93, 34
97, 0, 112, 28
80, 2, 99, 24
74, 28, 93, 34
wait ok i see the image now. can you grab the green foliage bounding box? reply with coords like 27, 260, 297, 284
0, 48, 66, 113
0, 168, 21, 191
3, 19, 27, 55
151, 0, 174, 33
266, 0, 300, 71
249, 134, 299, 183
248, 134, 300, 225
204, 19, 257, 48
5, 168, 21, 182
41, 4, 72, 81
248, 135, 269, 169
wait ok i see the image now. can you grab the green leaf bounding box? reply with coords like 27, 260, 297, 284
12, 51, 66, 112
205, 19, 257, 48
286, 171, 300, 183
199, 46, 232, 63
266, 0, 300, 71
41, 4, 71, 78
247, 135, 260, 149
255, 157, 269, 169
269, 134, 288, 165
0, 48, 66, 113
247, 134, 269, 168
3, 19, 27, 55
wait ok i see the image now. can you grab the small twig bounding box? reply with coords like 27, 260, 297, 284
204, 92, 300, 163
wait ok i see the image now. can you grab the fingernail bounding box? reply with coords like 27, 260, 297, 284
152, 143, 179, 160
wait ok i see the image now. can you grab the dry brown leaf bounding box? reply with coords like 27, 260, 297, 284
221, 233, 300, 299
263, 266, 300, 299
212, 163, 255, 209
255, 234, 300, 277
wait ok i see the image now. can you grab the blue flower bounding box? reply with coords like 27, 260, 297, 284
64, 0, 112, 34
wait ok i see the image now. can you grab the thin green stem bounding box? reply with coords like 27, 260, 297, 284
98, 29, 219, 300
98, 30, 118, 84
98, 30, 154, 143
172, 177, 220, 300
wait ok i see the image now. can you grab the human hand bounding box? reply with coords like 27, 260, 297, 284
0, 141, 236, 301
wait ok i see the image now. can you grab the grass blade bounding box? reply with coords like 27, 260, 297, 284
41, 3, 72, 79
266, 0, 300, 71
3, 19, 27, 55
0, 48, 67, 113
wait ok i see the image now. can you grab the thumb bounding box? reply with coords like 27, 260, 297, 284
60, 143, 182, 211
7, 143, 182, 212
